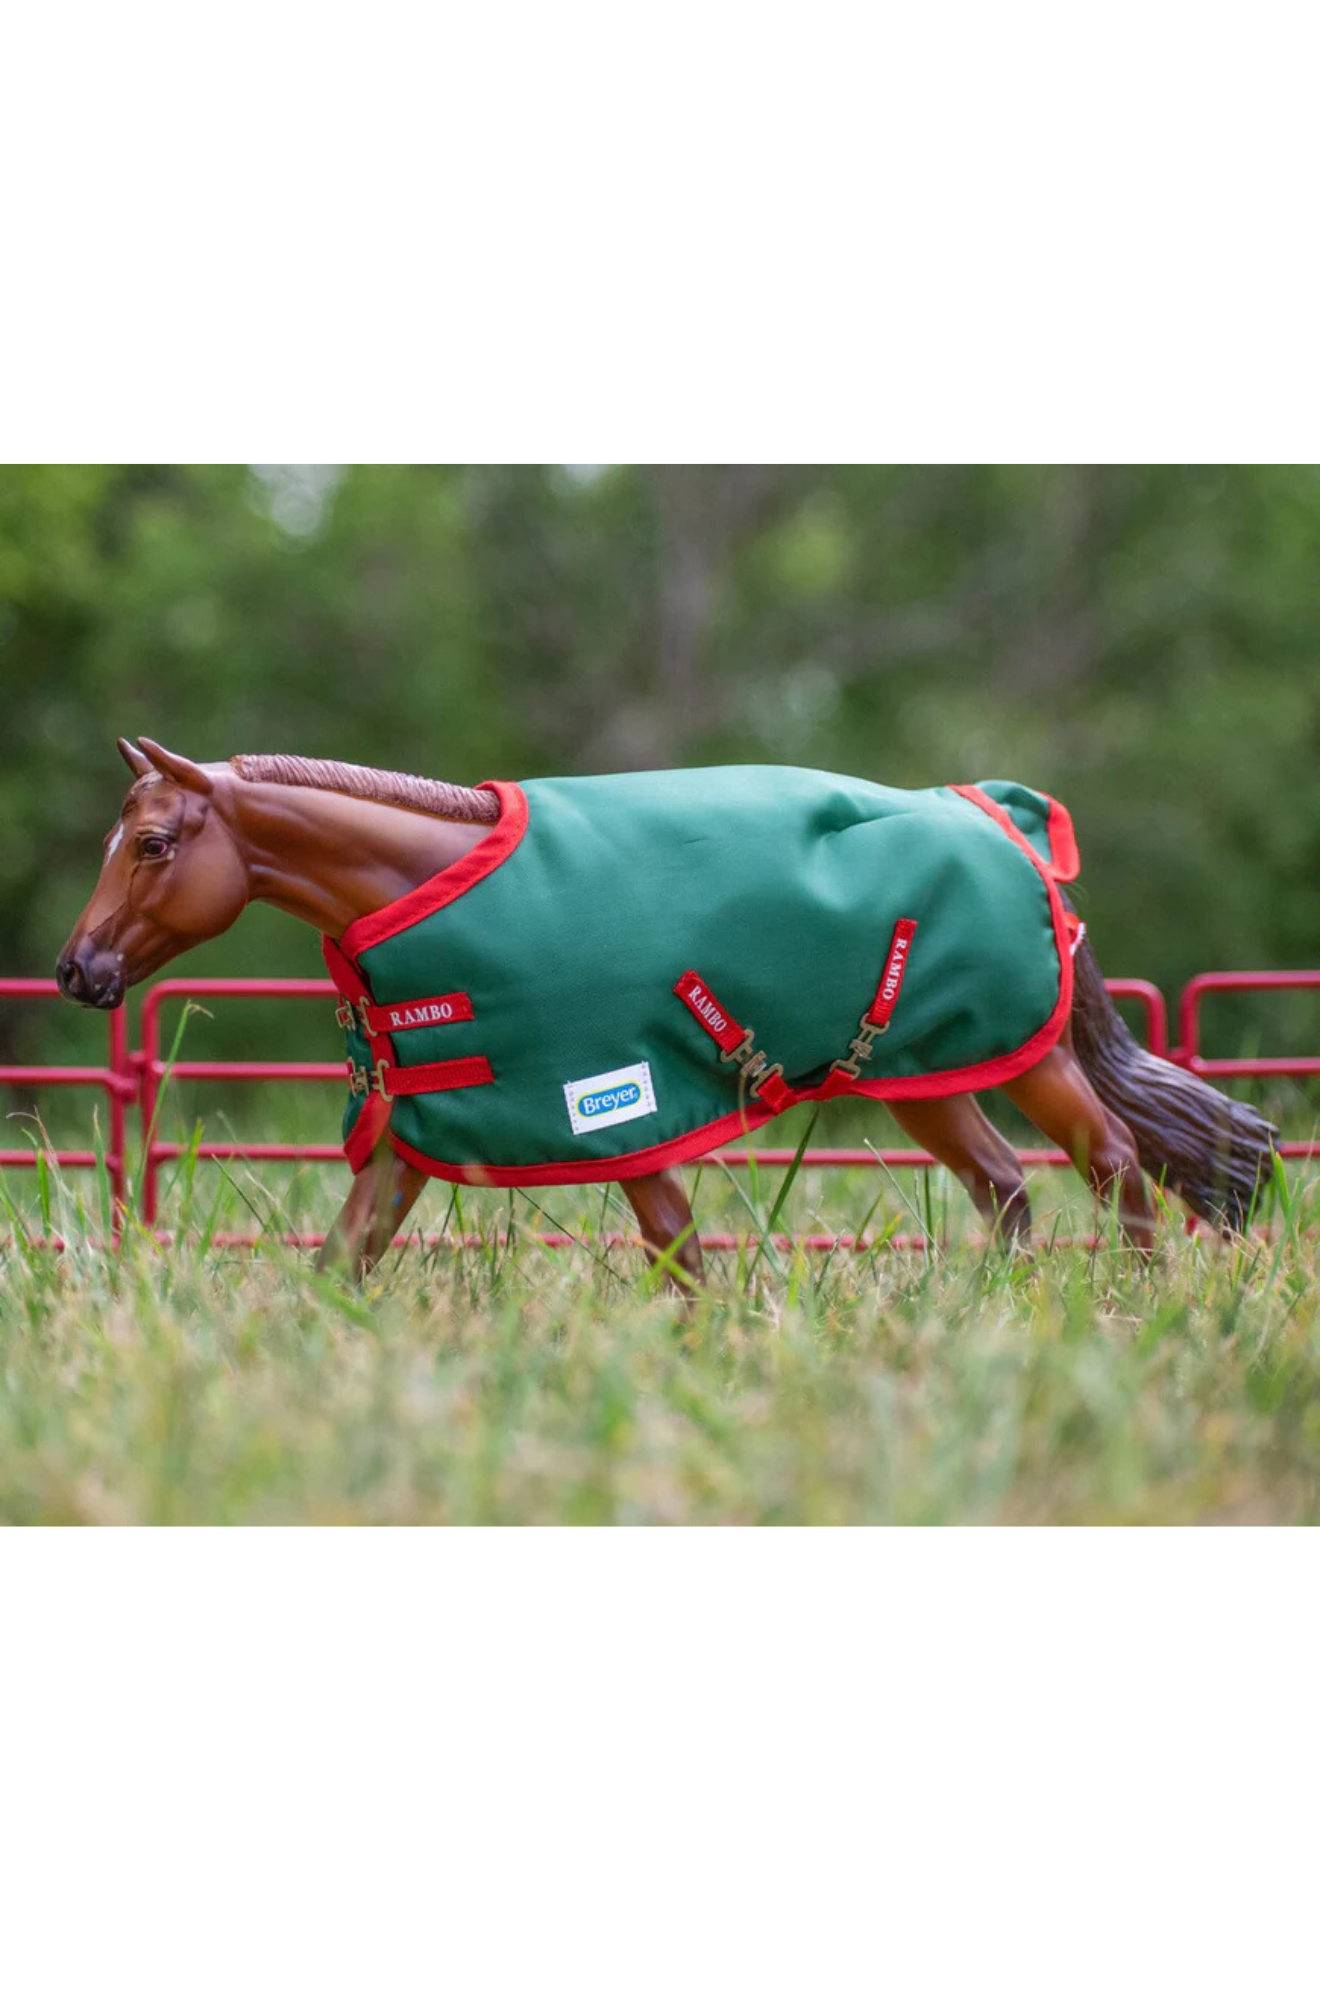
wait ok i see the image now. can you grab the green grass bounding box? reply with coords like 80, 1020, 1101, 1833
4, 1040, 1320, 1523
4, 1133, 1320, 1521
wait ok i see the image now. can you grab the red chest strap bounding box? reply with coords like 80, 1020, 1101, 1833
348, 1054, 494, 1100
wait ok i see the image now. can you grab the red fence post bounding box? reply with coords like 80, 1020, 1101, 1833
0, 979, 138, 1241
108, 1002, 130, 1232
1104, 979, 1168, 1061
139, 984, 162, 1227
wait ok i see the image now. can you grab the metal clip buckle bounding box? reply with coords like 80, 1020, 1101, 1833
347, 1058, 392, 1099
336, 996, 378, 1037
831, 1015, 890, 1082
720, 1028, 787, 1098
720, 1028, 756, 1068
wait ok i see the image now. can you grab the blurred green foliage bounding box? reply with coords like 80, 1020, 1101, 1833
3, 464, 1319, 1066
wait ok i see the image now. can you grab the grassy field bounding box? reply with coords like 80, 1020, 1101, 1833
4, 1103, 1320, 1523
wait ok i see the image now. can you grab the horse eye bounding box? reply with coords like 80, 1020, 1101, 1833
140, 835, 171, 859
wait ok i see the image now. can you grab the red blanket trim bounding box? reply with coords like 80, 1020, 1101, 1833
1046, 794, 1080, 883
387, 1105, 784, 1186
327, 787, 523, 1172
323, 936, 394, 1172
338, 780, 529, 957
345, 1098, 391, 1172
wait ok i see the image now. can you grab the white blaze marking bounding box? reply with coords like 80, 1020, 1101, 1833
105, 824, 124, 866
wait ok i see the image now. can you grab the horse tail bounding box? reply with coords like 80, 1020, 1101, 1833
1068, 927, 1278, 1231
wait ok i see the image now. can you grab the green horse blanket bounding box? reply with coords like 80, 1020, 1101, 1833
323, 766, 1080, 1186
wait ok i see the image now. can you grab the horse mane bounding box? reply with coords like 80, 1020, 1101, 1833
229, 755, 501, 825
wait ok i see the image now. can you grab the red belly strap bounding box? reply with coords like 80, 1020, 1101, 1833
347, 1054, 494, 1101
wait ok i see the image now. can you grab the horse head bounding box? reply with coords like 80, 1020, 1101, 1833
56, 738, 250, 1008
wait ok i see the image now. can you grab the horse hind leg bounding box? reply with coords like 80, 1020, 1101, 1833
1002, 1038, 1154, 1250
887, 1095, 1032, 1245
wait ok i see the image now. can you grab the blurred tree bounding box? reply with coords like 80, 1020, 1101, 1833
3, 463, 1320, 1071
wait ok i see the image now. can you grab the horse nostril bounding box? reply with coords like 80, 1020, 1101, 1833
57, 955, 87, 1002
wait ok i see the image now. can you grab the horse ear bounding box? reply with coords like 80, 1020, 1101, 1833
117, 737, 152, 777
136, 737, 214, 795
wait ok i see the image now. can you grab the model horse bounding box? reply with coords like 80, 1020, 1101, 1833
57, 739, 1276, 1289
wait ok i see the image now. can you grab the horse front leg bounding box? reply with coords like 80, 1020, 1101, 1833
316, 1143, 430, 1280
621, 1168, 705, 1295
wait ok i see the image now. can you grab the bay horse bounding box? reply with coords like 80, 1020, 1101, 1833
56, 739, 1276, 1289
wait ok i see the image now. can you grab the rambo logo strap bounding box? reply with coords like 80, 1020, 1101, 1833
673, 971, 788, 1106
336, 991, 475, 1036
828, 917, 919, 1083
673, 971, 749, 1053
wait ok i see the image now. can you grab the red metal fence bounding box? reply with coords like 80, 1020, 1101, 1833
4, 971, 1319, 1244
0, 981, 134, 1213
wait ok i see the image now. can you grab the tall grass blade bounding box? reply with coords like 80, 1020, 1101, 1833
747, 1109, 818, 1284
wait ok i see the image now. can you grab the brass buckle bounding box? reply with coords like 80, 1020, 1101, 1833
336, 996, 376, 1037
831, 1014, 890, 1082
346, 1057, 392, 1100
719, 1029, 784, 1100
719, 1028, 755, 1068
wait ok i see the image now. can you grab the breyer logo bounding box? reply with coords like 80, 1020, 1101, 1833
580, 1081, 642, 1116
564, 1061, 657, 1137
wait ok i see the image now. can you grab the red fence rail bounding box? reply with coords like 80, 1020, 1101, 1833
2, 970, 1318, 1243
0, 980, 133, 1215
138, 978, 345, 1225
1174, 971, 1320, 1081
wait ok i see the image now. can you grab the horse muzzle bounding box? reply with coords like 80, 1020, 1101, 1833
55, 945, 126, 1009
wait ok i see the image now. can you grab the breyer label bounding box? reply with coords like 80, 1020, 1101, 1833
564, 1060, 658, 1137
